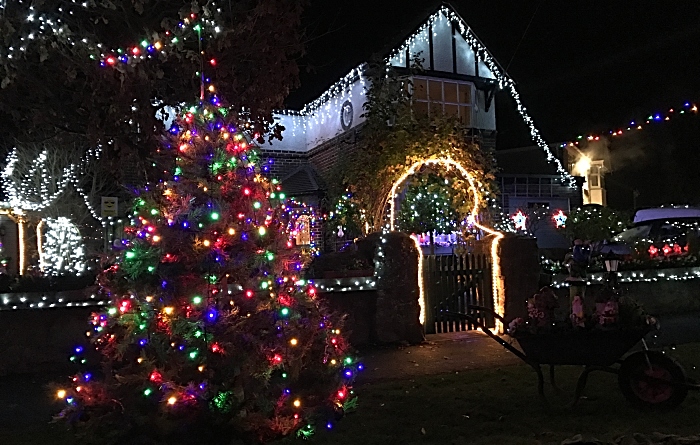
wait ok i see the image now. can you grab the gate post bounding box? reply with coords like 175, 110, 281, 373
498, 235, 540, 323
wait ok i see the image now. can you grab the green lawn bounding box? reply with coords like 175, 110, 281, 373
2, 344, 699, 445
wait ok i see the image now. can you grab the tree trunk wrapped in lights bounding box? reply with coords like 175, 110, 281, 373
54, 101, 359, 444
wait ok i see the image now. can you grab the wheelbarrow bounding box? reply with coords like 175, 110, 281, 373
441, 305, 699, 409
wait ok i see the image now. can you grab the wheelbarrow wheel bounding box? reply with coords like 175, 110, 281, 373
618, 351, 688, 410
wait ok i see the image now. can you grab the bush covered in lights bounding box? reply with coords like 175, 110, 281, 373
54, 102, 359, 444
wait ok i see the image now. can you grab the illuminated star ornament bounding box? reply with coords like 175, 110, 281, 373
552, 210, 567, 228
512, 210, 528, 231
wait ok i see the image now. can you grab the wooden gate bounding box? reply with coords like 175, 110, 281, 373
423, 253, 494, 334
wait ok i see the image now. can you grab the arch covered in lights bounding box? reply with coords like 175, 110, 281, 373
385, 157, 505, 332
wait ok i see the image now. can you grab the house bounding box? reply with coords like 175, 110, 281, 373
263, 3, 582, 250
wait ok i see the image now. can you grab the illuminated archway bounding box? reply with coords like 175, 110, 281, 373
385, 157, 505, 333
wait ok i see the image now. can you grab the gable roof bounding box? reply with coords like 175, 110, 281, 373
279, 3, 576, 187
280, 164, 324, 196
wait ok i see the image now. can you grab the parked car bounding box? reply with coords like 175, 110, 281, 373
612, 207, 700, 256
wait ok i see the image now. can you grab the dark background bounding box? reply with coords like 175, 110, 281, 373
286, 1, 700, 210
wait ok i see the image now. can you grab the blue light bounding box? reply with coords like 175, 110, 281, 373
358, 363, 364, 371
344, 369, 353, 378
326, 422, 333, 429
206, 308, 218, 321
139, 339, 147, 346
182, 221, 189, 228
169, 125, 179, 135
179, 345, 185, 351
654, 114, 661, 121
74, 346, 83, 354
84, 373, 92, 381
685, 102, 691, 107
284, 388, 290, 394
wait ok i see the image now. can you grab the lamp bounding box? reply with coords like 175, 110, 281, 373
604, 251, 621, 288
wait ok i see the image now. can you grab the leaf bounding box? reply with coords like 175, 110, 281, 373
1, 77, 11, 89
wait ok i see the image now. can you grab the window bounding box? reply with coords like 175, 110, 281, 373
293, 215, 312, 246
411, 76, 474, 125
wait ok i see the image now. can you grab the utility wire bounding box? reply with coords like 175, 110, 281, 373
505, 0, 545, 72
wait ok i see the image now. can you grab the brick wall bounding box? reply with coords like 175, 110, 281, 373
259, 149, 308, 179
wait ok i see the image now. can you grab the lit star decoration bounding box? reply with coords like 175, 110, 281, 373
552, 210, 567, 229
511, 210, 528, 231
54, 97, 360, 440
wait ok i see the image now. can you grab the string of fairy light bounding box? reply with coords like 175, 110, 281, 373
562, 100, 698, 148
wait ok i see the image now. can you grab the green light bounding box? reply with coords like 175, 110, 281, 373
198, 223, 204, 228
141, 40, 149, 48
150, 208, 158, 215
211, 212, 219, 220
194, 330, 203, 338
272, 179, 279, 184
270, 192, 276, 198
189, 350, 199, 360
253, 202, 261, 209
297, 279, 306, 285
192, 296, 202, 305
147, 266, 155, 272
280, 307, 289, 317
138, 199, 146, 206
282, 372, 287, 378
193, 24, 201, 31
125, 251, 136, 259
266, 252, 274, 261
261, 281, 269, 290
279, 193, 286, 199
344, 357, 353, 365
139, 323, 146, 330
108, 307, 117, 316
144, 388, 152, 396
174, 166, 182, 175
212, 162, 223, 171
189, 106, 197, 113
171, 37, 178, 44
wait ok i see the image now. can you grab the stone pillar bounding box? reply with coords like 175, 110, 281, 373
372, 232, 425, 344
497, 235, 540, 323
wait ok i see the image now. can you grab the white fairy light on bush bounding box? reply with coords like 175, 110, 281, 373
39, 217, 86, 276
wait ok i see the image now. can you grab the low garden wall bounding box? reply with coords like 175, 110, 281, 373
0, 306, 92, 376
550, 267, 700, 316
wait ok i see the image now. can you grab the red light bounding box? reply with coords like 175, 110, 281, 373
308, 287, 316, 295
648, 245, 658, 257
286, 241, 293, 248
245, 290, 254, 298
210, 59, 216, 66
243, 188, 251, 196
662, 244, 672, 256
337, 390, 345, 399
211, 343, 221, 353
331, 338, 337, 345
150, 370, 162, 382
272, 354, 283, 363
106, 56, 116, 65
132, 47, 140, 55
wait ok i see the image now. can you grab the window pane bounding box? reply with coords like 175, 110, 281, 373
444, 104, 458, 117
458, 84, 472, 104
413, 78, 427, 100
589, 175, 599, 187
444, 82, 458, 103
413, 101, 429, 117
459, 105, 471, 125
428, 80, 442, 102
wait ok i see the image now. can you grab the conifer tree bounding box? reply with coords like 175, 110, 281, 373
55, 98, 358, 444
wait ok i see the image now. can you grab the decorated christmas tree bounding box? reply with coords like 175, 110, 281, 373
54, 98, 359, 444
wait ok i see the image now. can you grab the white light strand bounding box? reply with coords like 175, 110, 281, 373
39, 217, 86, 276
386, 6, 576, 187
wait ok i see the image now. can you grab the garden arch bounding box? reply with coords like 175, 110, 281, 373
384, 157, 506, 332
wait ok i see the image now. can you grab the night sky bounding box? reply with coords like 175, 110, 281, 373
287, 1, 700, 210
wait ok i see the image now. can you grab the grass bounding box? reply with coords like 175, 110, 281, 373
2, 344, 699, 445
